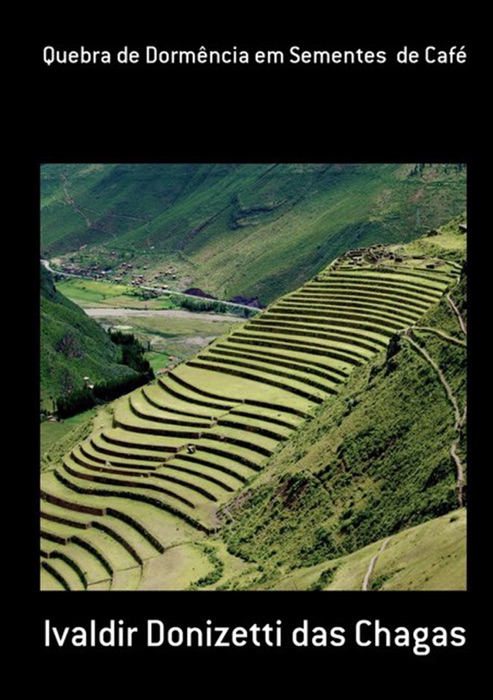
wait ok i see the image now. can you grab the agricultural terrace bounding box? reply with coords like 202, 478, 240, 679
40, 245, 459, 590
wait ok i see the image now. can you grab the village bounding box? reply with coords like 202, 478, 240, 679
49, 247, 180, 291
44, 246, 264, 311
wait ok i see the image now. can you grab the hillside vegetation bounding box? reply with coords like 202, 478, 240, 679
41, 163, 466, 305
40, 216, 466, 591
40, 264, 139, 413
258, 508, 466, 591
217, 218, 466, 588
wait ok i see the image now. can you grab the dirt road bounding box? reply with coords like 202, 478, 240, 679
362, 537, 391, 591
83, 307, 245, 323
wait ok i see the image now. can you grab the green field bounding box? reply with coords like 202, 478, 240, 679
145, 351, 172, 372
57, 278, 254, 314
56, 278, 137, 305
82, 311, 244, 362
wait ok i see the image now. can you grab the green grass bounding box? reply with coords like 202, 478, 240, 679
142, 384, 229, 418
41, 408, 100, 473
389, 213, 467, 260
41, 408, 96, 454
172, 363, 315, 413
55, 461, 218, 531
56, 278, 137, 305
138, 543, 215, 590
46, 543, 111, 588
40, 562, 74, 590
41, 556, 86, 590
145, 351, 172, 372
114, 397, 281, 457
257, 508, 466, 591
368, 508, 466, 590
42, 517, 140, 571
41, 470, 201, 544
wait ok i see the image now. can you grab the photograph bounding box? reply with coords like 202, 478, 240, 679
40, 162, 467, 592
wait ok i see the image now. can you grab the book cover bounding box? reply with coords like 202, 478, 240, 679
31, 16, 479, 683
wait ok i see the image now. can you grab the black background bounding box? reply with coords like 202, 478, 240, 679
29, 14, 482, 687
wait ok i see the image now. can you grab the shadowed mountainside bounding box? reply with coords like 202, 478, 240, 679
41, 163, 466, 305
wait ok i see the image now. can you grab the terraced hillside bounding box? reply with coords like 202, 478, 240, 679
40, 245, 460, 590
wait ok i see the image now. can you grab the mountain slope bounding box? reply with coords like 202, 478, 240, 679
256, 508, 466, 591
219, 219, 466, 587
40, 264, 138, 412
41, 163, 466, 304
39, 217, 466, 590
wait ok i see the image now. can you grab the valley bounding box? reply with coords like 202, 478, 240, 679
40, 164, 467, 591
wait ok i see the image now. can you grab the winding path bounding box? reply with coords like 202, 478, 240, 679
446, 293, 467, 335
451, 442, 465, 507
362, 537, 391, 591
404, 331, 462, 430
403, 330, 466, 508
61, 173, 92, 229
412, 326, 466, 348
